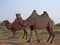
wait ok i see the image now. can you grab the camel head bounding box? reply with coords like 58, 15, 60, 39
3, 20, 10, 25
16, 13, 22, 20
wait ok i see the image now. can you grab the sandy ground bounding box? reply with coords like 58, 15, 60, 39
0, 28, 60, 45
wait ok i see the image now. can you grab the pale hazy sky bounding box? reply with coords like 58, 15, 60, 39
0, 0, 60, 24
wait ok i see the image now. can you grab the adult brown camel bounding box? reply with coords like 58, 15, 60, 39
3, 13, 27, 39
25, 10, 55, 43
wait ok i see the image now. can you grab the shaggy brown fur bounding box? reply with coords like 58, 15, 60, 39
3, 13, 27, 39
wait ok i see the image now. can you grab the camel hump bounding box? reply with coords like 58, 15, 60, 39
44, 11, 49, 16
33, 10, 36, 12
32, 10, 38, 15
41, 11, 49, 17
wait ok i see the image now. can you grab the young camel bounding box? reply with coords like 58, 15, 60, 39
3, 13, 27, 39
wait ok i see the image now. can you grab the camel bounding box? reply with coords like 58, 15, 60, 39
25, 10, 55, 43
3, 10, 55, 43
3, 13, 27, 39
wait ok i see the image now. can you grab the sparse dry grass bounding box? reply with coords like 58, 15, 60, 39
0, 27, 60, 45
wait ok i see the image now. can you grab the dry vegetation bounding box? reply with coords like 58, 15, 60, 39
0, 25, 60, 45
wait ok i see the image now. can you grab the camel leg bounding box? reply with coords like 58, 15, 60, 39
22, 29, 25, 38
50, 32, 55, 43
27, 26, 34, 42
22, 29, 28, 39
11, 28, 16, 36
46, 27, 55, 43
49, 27, 55, 43
11, 28, 16, 38
25, 30, 28, 39
47, 34, 51, 42
46, 28, 51, 42
12, 28, 16, 36
27, 30, 33, 42
47, 31, 55, 43
34, 30, 40, 42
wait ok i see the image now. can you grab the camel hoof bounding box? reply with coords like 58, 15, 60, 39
50, 41, 52, 43
38, 40, 40, 42
27, 40, 30, 43
46, 40, 49, 42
